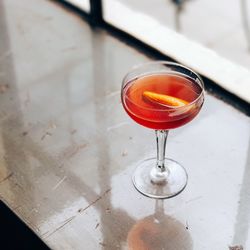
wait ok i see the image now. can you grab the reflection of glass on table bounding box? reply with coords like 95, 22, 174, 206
127, 199, 193, 250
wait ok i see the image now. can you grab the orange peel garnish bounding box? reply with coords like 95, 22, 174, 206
143, 91, 189, 107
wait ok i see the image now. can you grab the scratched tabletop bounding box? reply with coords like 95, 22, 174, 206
0, 0, 250, 249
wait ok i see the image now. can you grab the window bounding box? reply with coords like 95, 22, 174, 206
63, 0, 250, 105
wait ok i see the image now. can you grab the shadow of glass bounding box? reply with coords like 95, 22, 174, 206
127, 200, 193, 250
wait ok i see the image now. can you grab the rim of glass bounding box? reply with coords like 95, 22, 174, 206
122, 61, 205, 111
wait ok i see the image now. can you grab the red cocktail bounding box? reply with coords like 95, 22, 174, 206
121, 62, 204, 199
122, 73, 203, 130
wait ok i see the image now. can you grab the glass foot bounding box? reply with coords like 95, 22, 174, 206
132, 158, 188, 199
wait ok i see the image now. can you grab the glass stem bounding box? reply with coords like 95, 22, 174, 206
156, 130, 169, 172
150, 130, 169, 184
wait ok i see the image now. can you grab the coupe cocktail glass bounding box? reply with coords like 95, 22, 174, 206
121, 61, 204, 198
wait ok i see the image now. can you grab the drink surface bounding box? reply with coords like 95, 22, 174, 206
122, 73, 203, 130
